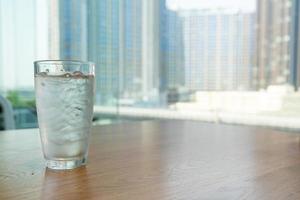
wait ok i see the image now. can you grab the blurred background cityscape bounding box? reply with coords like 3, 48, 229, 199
0, 0, 300, 130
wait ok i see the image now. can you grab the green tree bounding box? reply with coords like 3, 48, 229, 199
6, 91, 36, 108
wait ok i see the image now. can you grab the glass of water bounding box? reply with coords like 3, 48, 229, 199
34, 60, 95, 170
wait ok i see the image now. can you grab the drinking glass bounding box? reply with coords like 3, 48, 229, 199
34, 60, 95, 170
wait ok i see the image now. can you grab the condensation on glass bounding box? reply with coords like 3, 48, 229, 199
34, 60, 95, 170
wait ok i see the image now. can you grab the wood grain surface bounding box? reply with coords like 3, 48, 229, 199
1, 120, 300, 200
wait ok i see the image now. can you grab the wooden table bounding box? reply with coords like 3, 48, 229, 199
1, 120, 300, 199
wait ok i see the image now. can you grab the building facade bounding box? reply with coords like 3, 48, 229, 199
59, 0, 87, 60
181, 9, 255, 91
290, 0, 300, 89
256, 0, 293, 89
140, 0, 162, 102
164, 9, 184, 89
120, 0, 143, 100
48, 0, 87, 61
87, 0, 121, 104
48, 0, 181, 105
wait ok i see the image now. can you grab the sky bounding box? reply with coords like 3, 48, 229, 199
167, 0, 256, 12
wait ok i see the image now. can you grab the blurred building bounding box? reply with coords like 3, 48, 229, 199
255, 0, 292, 89
49, 0, 118, 104
48, 0, 182, 105
163, 9, 185, 90
161, 7, 185, 104
181, 9, 255, 91
290, 0, 300, 89
49, 0, 87, 60
140, 0, 163, 102
119, 0, 143, 100
87, 0, 121, 105
87, 0, 169, 105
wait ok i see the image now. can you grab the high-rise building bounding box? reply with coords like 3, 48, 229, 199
87, 0, 121, 104
120, 0, 180, 104
163, 9, 184, 89
49, 0, 174, 105
290, 0, 300, 89
181, 9, 255, 91
256, 0, 292, 89
49, 0, 87, 60
87, 0, 167, 104
49, 0, 119, 104
59, 0, 87, 60
120, 0, 143, 99
140, 0, 162, 101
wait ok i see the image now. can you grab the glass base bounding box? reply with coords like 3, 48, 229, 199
46, 157, 87, 170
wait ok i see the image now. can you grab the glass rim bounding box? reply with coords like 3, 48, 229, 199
34, 60, 95, 66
